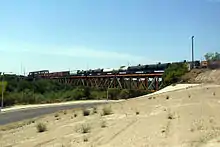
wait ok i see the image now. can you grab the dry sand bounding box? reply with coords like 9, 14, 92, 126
1, 84, 220, 147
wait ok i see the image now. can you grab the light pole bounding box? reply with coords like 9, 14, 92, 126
191, 36, 195, 69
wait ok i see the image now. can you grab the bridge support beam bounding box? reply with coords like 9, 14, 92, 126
55, 74, 163, 92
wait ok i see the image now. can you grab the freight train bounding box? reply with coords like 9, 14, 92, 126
27, 60, 203, 79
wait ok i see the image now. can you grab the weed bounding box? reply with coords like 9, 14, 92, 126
102, 106, 112, 116
83, 136, 88, 142
161, 121, 171, 137
93, 107, 98, 114
54, 113, 59, 118
101, 120, 107, 128
83, 109, 90, 116
213, 92, 216, 96
27, 119, 35, 125
63, 110, 67, 115
80, 124, 91, 134
36, 122, 47, 133
167, 112, 175, 120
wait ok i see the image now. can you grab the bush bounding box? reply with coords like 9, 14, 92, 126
80, 124, 91, 133
83, 109, 90, 116
36, 122, 47, 133
162, 63, 188, 86
108, 88, 120, 100
102, 106, 112, 116
119, 89, 130, 99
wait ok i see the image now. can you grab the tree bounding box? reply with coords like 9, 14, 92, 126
0, 81, 8, 94
204, 52, 220, 61
162, 62, 188, 86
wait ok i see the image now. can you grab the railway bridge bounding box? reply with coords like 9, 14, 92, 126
51, 73, 163, 92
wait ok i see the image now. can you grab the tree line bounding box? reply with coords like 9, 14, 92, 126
4, 51, 215, 108
0, 75, 150, 107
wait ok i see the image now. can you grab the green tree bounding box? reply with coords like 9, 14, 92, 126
0, 81, 8, 94
204, 52, 220, 61
162, 62, 188, 86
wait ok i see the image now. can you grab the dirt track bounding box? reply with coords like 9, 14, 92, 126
1, 84, 220, 147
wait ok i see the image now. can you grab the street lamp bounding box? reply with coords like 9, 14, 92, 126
191, 36, 195, 69
0, 72, 13, 112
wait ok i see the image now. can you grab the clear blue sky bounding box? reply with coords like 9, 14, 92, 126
0, 0, 220, 75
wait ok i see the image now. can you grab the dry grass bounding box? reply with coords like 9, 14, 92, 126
101, 120, 107, 128
78, 123, 91, 134
93, 107, 98, 114
102, 106, 113, 116
82, 109, 90, 116
83, 136, 88, 142
63, 110, 67, 115
36, 122, 47, 133
213, 92, 216, 96
167, 112, 175, 120
54, 113, 59, 118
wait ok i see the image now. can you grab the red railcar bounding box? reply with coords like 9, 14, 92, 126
48, 71, 70, 78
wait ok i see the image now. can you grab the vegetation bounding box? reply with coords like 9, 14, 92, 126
102, 106, 113, 116
101, 120, 107, 128
82, 109, 90, 116
204, 52, 220, 61
80, 123, 91, 134
1, 74, 150, 107
0, 81, 7, 94
36, 122, 47, 133
162, 62, 188, 86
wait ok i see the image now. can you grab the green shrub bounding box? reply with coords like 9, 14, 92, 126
0, 81, 8, 94
108, 88, 120, 100
119, 89, 130, 99
162, 62, 188, 86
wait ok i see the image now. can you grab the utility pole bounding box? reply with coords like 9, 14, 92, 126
191, 36, 195, 69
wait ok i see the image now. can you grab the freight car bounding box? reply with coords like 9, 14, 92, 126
28, 70, 49, 79
48, 71, 70, 78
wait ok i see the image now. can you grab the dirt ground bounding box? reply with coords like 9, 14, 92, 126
182, 69, 220, 85
1, 84, 220, 147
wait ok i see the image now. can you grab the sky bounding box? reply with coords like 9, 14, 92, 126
0, 0, 220, 75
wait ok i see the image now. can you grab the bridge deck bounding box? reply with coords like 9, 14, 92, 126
50, 73, 163, 79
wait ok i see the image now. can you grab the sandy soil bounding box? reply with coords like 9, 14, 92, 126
1, 84, 220, 147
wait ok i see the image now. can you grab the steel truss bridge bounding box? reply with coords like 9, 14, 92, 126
51, 73, 164, 91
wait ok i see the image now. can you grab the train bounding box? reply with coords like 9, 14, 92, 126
27, 60, 210, 79
27, 62, 180, 79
